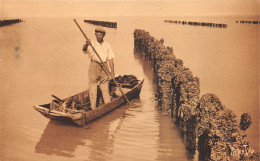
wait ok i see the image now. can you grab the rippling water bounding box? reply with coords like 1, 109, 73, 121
0, 16, 259, 160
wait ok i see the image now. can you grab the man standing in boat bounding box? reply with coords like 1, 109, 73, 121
82, 28, 115, 109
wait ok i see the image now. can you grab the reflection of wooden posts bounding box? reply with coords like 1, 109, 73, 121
84, 20, 117, 28
185, 115, 197, 153
198, 130, 211, 161
134, 29, 200, 154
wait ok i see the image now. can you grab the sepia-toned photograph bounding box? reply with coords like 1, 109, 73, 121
0, 0, 259, 160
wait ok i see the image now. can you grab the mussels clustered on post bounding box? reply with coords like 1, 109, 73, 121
109, 75, 138, 90
133, 29, 259, 161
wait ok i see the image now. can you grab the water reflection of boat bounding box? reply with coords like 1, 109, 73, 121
34, 120, 85, 157
35, 100, 133, 160
33, 77, 144, 127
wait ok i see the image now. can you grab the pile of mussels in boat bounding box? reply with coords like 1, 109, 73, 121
51, 75, 139, 112
109, 75, 139, 99
109, 74, 139, 89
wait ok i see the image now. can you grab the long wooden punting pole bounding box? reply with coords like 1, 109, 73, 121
73, 19, 130, 104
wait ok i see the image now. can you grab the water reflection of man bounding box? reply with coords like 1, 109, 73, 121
82, 28, 115, 109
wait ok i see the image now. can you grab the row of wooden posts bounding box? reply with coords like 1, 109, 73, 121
164, 20, 228, 28
236, 20, 260, 24
84, 20, 117, 28
133, 29, 259, 161
0, 19, 23, 27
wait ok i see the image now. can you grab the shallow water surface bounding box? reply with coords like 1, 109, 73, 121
0, 17, 194, 161
0, 16, 259, 160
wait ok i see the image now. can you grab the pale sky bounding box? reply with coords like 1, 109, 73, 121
1, 0, 260, 18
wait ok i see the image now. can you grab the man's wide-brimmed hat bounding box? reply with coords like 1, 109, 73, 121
95, 27, 106, 35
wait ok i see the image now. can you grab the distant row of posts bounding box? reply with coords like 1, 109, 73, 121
236, 20, 260, 24
84, 20, 117, 28
164, 20, 228, 28
0, 19, 23, 27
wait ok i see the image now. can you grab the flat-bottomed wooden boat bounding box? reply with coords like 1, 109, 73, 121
33, 77, 144, 126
